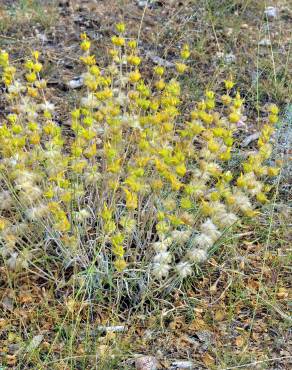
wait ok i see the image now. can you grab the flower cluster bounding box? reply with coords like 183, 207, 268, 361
0, 24, 280, 283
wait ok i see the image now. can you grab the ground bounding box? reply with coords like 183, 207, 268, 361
0, 1, 291, 369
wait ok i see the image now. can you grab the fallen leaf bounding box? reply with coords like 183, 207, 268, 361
202, 352, 215, 367
214, 310, 225, 322
277, 287, 289, 299
235, 335, 245, 347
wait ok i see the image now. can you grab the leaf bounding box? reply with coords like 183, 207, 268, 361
214, 310, 225, 322
26, 335, 44, 353
202, 352, 215, 367
235, 335, 245, 347
277, 287, 288, 299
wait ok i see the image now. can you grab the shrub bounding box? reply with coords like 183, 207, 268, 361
0, 24, 280, 290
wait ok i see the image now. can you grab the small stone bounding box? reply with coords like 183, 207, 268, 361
171, 360, 193, 369
135, 355, 158, 370
2, 296, 14, 311
224, 53, 236, 64
216, 52, 236, 64
259, 38, 271, 46
146, 52, 174, 67
264, 6, 278, 19
26, 334, 44, 352
67, 76, 84, 89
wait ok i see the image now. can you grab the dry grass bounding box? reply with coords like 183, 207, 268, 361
0, 1, 291, 369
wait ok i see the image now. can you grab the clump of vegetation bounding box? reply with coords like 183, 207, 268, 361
0, 23, 280, 291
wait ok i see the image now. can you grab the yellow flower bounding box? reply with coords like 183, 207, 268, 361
180, 44, 190, 59
127, 55, 141, 66
180, 197, 192, 209
267, 167, 280, 177
154, 66, 165, 76
0, 218, 8, 231
256, 192, 268, 204
128, 40, 137, 49
29, 132, 40, 145
89, 65, 100, 77
155, 79, 165, 90
54, 217, 71, 232
80, 32, 88, 40
80, 40, 91, 51
26, 72, 37, 83
221, 94, 232, 105
32, 62, 42, 73
175, 163, 187, 177
205, 90, 215, 99
0, 51, 9, 67
269, 114, 278, 124
32, 51, 39, 60
175, 62, 188, 74
129, 69, 141, 83
268, 104, 279, 115
111, 36, 125, 47
224, 80, 234, 89
124, 188, 138, 210
229, 112, 240, 123
116, 23, 126, 33
114, 258, 127, 272
80, 55, 96, 66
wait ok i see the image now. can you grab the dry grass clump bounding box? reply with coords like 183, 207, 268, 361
0, 24, 280, 291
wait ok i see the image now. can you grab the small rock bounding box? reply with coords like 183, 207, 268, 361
216, 52, 236, 64
26, 334, 44, 352
96, 325, 126, 333
137, 0, 156, 8
67, 76, 84, 89
264, 6, 278, 19
241, 132, 260, 147
135, 355, 158, 370
171, 360, 193, 369
259, 38, 271, 46
146, 52, 174, 67
36, 33, 48, 43
196, 330, 213, 346
2, 296, 14, 311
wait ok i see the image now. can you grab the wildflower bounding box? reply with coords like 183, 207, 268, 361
187, 248, 207, 263
171, 230, 191, 245
229, 112, 240, 123
111, 36, 125, 47
152, 262, 171, 279
224, 80, 234, 90
128, 40, 137, 49
176, 261, 192, 278
200, 219, 221, 241
0, 191, 13, 210
180, 44, 190, 60
175, 62, 188, 74
268, 104, 279, 115
80, 55, 96, 66
25, 204, 49, 221
256, 192, 268, 204
154, 66, 164, 76
127, 55, 141, 66
193, 233, 214, 250
129, 69, 141, 83
123, 188, 138, 210
116, 23, 126, 33
114, 258, 127, 272
153, 251, 172, 264
74, 209, 91, 222
80, 39, 91, 51
267, 167, 280, 177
